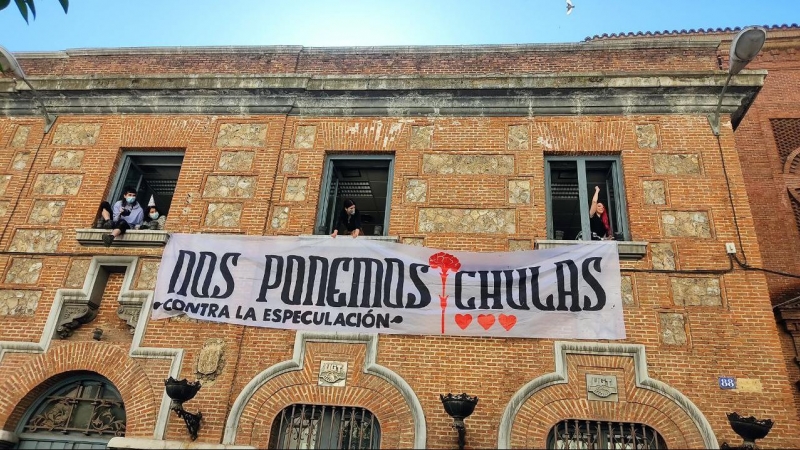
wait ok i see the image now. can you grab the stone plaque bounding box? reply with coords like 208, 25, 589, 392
586, 374, 619, 402
318, 360, 348, 387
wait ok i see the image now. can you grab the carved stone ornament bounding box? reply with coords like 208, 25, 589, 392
56, 293, 99, 339
195, 338, 225, 381
586, 374, 619, 402
318, 360, 348, 387
116, 292, 148, 335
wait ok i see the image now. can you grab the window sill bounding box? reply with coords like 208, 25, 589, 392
299, 234, 400, 243
76, 229, 170, 247
535, 239, 648, 260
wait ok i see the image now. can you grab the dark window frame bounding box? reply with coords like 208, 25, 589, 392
544, 156, 631, 241
315, 155, 395, 237
108, 150, 185, 218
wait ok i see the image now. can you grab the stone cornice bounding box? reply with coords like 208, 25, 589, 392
7, 39, 719, 59
0, 71, 765, 122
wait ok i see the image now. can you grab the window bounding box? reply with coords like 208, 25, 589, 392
110, 151, 184, 217
16, 374, 126, 449
315, 156, 394, 237
547, 420, 667, 449
545, 157, 629, 241
268, 404, 380, 450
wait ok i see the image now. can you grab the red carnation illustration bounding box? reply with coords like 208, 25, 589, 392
429, 252, 461, 334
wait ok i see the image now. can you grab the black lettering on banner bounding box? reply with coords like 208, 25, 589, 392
455, 271, 477, 309
219, 305, 230, 318
333, 313, 346, 326
216, 252, 240, 299
257, 255, 284, 302
581, 256, 606, 311
306, 256, 329, 306
168, 250, 196, 296
382, 258, 405, 308
407, 263, 431, 308
191, 252, 218, 298
167, 250, 240, 300
527, 266, 554, 311
327, 258, 352, 307
506, 269, 530, 310
350, 258, 384, 308
281, 255, 306, 305
555, 259, 581, 312
479, 270, 503, 310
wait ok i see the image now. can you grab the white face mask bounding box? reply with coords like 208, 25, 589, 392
149, 213, 159, 220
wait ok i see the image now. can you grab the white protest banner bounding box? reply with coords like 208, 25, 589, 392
151, 234, 625, 340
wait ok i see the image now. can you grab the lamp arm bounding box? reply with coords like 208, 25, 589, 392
19, 77, 56, 134
709, 72, 733, 136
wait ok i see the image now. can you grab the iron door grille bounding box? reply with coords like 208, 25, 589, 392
547, 419, 667, 449
269, 404, 381, 449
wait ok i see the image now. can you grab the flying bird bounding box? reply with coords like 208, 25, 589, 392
566, 0, 574, 15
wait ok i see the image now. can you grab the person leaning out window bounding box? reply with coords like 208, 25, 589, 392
331, 199, 362, 238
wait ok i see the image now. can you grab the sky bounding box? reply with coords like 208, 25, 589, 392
0, 0, 797, 52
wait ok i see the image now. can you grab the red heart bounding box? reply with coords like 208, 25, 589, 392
499, 314, 517, 331
455, 314, 472, 329
477, 314, 495, 330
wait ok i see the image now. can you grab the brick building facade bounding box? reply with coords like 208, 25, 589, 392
0, 27, 798, 449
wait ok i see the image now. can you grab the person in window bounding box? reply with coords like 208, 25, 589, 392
100, 186, 144, 247
331, 199, 362, 238
589, 185, 614, 240
139, 205, 166, 230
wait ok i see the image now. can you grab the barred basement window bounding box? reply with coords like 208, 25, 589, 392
546, 419, 667, 449
269, 404, 381, 449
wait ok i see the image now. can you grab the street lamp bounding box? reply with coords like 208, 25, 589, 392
708, 26, 767, 136
0, 45, 56, 134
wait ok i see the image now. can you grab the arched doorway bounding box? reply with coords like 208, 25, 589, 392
15, 372, 125, 449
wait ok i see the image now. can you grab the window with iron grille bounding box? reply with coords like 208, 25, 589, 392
16, 374, 125, 449
268, 404, 380, 450
546, 419, 667, 449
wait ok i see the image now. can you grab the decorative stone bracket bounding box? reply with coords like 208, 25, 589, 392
775, 299, 800, 390
56, 291, 99, 339
117, 291, 148, 335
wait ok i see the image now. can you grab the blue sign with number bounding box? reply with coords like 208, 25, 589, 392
719, 376, 736, 389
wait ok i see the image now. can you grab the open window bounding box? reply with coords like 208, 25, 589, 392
315, 156, 394, 236
545, 156, 630, 241
109, 151, 184, 216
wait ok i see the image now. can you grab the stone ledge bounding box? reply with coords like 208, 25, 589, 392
108, 437, 254, 450
75, 229, 170, 247
535, 239, 648, 260
299, 234, 399, 243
